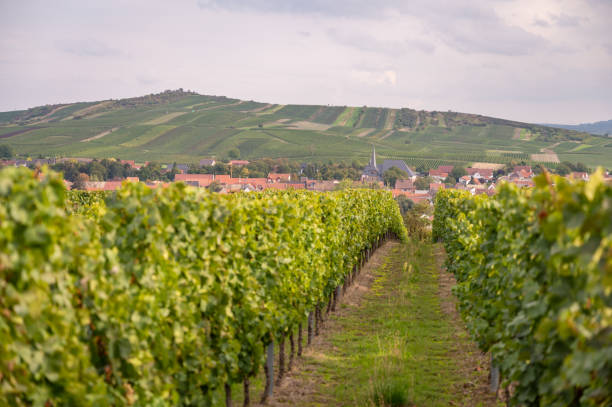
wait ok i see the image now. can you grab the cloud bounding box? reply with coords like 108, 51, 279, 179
550, 13, 583, 27
0, 0, 610, 123
58, 38, 122, 57
327, 29, 435, 55
533, 18, 550, 27
437, 20, 547, 55
350, 69, 397, 86
197, 0, 547, 56
196, 0, 387, 17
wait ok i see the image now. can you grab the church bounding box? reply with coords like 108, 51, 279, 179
361, 146, 416, 181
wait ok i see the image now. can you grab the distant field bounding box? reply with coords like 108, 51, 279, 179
1, 90, 611, 168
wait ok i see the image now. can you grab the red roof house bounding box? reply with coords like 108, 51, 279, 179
268, 173, 291, 183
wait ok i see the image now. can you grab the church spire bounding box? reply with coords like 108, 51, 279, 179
369, 145, 377, 169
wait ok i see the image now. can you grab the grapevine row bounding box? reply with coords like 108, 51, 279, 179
0, 167, 407, 406
433, 172, 611, 406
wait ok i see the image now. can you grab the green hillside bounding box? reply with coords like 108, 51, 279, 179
2, 89, 611, 168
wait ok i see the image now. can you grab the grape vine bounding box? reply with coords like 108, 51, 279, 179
433, 172, 611, 406
0, 167, 407, 406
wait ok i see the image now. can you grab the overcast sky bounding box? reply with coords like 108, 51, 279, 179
1, 0, 610, 124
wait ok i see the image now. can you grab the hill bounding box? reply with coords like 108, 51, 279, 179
541, 119, 612, 136
1, 89, 611, 169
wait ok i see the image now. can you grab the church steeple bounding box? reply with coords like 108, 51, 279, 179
369, 145, 377, 169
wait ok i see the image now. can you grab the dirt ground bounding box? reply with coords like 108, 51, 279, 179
243, 241, 499, 407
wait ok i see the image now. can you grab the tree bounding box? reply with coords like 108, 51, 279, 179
207, 181, 223, 192
382, 166, 409, 188
416, 163, 432, 174
335, 179, 354, 190
414, 176, 434, 190
88, 161, 108, 181
139, 162, 163, 181
556, 163, 572, 176
533, 164, 547, 175
71, 173, 89, 190
573, 162, 588, 173
238, 167, 249, 178
443, 176, 455, 185
395, 195, 414, 215
0, 144, 14, 159
449, 166, 467, 182
228, 148, 240, 159
493, 168, 506, 178
213, 162, 229, 175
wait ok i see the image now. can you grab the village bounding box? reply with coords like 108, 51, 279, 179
0, 148, 607, 205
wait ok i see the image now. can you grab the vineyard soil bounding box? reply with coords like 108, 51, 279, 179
240, 240, 497, 407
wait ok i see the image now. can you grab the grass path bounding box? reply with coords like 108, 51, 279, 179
254, 240, 497, 407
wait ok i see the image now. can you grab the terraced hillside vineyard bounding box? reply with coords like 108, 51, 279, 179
0, 166, 407, 406
433, 173, 611, 406
1, 89, 611, 168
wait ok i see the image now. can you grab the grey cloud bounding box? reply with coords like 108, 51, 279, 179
58, 39, 121, 57
437, 21, 547, 55
327, 29, 435, 55
198, 0, 547, 56
196, 0, 387, 17
550, 13, 583, 27
298, 31, 311, 37
533, 18, 550, 28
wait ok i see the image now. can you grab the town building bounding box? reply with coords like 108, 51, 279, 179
361, 146, 416, 181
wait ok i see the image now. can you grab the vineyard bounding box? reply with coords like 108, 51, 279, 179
0, 167, 407, 406
433, 172, 611, 406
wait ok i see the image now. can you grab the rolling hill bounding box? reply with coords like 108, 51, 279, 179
541, 119, 612, 136
1, 89, 611, 169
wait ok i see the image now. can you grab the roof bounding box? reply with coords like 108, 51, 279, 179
438, 165, 454, 173
429, 169, 449, 178
392, 190, 430, 203
199, 158, 216, 166
174, 173, 214, 187
514, 165, 532, 173
511, 179, 535, 188
378, 160, 416, 177
395, 179, 414, 190
466, 167, 494, 178
214, 174, 232, 184
231, 177, 268, 186
268, 173, 291, 181
229, 160, 250, 166
84, 181, 123, 191
569, 172, 588, 179
172, 164, 190, 172
175, 173, 213, 182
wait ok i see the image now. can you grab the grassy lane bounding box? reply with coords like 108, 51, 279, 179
261, 240, 497, 407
